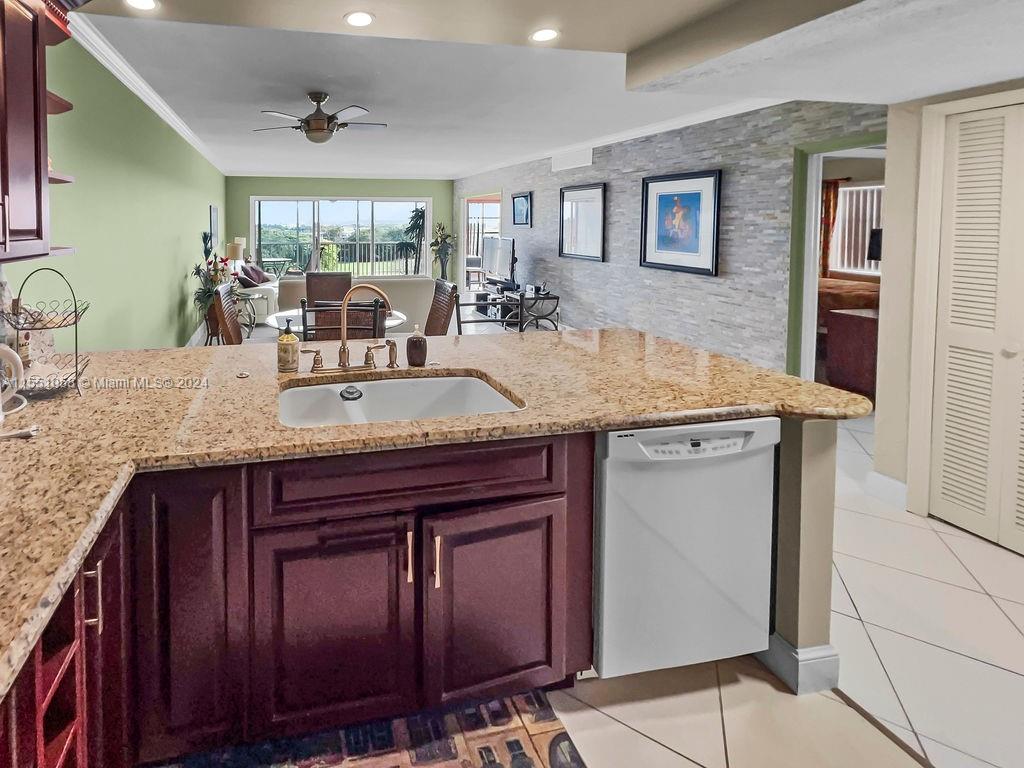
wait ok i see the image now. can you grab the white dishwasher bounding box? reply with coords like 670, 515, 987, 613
594, 418, 779, 679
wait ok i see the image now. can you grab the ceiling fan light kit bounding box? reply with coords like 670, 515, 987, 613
256, 92, 385, 144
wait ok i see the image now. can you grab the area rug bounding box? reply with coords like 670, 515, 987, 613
167, 689, 587, 768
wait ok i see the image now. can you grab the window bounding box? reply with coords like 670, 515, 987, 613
465, 196, 501, 262
253, 197, 431, 276
830, 183, 883, 275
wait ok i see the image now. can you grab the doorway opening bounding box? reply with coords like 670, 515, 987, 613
801, 146, 886, 400
463, 194, 501, 290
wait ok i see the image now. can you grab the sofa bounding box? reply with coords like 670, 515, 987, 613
228, 260, 279, 322
275, 273, 436, 334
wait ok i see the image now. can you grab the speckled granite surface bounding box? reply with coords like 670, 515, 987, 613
0, 328, 869, 700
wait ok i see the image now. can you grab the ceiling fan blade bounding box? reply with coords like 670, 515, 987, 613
252, 125, 300, 132
342, 122, 388, 130
261, 110, 303, 121
330, 104, 369, 121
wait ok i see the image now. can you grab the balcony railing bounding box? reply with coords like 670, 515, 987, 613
257, 241, 427, 277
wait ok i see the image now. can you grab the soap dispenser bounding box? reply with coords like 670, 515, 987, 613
277, 318, 299, 373
406, 324, 427, 367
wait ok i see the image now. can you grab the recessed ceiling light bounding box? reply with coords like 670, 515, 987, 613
125, 0, 157, 9
529, 28, 559, 43
345, 11, 375, 27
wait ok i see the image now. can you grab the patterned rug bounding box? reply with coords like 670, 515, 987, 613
167, 690, 587, 768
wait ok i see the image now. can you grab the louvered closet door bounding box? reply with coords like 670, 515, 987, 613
930, 106, 1024, 545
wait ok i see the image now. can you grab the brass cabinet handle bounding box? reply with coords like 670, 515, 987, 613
433, 534, 442, 590
83, 559, 104, 635
406, 529, 414, 584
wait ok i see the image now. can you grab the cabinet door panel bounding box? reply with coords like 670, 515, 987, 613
131, 468, 247, 764
0, 0, 49, 261
251, 514, 418, 739
84, 501, 129, 768
424, 496, 567, 706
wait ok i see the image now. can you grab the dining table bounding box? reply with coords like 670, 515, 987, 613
263, 308, 408, 335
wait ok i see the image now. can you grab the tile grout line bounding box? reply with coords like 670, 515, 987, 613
836, 504, 934, 532
561, 691, 711, 768
862, 614, 1024, 677
832, 558, 862, 620
877, 721, 1004, 768
832, 549, 985, 594
833, 560, 930, 761
847, 427, 873, 457
935, 532, 1024, 643
714, 662, 731, 768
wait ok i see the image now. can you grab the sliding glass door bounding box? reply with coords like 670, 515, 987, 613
255, 200, 315, 273
254, 198, 430, 276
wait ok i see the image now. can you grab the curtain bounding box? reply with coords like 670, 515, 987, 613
819, 178, 851, 277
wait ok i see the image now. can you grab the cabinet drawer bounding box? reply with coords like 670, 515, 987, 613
252, 436, 567, 527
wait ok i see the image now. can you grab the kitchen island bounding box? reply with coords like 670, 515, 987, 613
0, 328, 868, 766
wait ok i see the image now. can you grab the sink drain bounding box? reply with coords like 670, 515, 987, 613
339, 385, 363, 401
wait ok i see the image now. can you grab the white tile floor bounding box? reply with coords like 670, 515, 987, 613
831, 414, 1024, 768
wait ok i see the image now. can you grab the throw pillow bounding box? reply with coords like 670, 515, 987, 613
237, 274, 259, 289
251, 265, 275, 283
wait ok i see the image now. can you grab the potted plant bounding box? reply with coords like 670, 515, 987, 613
191, 232, 230, 342
429, 222, 456, 281
404, 207, 426, 274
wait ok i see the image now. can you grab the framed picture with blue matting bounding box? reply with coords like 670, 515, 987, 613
640, 170, 721, 275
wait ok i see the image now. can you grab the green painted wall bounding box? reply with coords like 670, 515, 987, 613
4, 40, 226, 352
224, 177, 454, 273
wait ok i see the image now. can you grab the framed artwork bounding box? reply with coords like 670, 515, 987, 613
209, 204, 220, 245
640, 170, 721, 275
559, 183, 605, 262
512, 191, 532, 227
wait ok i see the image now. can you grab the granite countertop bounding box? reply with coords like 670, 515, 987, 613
0, 328, 870, 699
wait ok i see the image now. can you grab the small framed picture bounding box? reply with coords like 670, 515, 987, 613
640, 170, 721, 275
209, 204, 220, 245
512, 191, 532, 227
559, 183, 605, 262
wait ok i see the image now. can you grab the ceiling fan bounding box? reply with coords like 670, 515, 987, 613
254, 92, 387, 144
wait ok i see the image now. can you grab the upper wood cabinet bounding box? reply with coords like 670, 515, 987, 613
250, 513, 419, 739
423, 496, 569, 706
0, 0, 50, 261
130, 467, 249, 765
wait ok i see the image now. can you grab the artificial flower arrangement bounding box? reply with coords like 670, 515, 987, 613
191, 231, 230, 315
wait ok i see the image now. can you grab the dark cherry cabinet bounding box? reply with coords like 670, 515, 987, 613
82, 500, 129, 768
250, 514, 418, 738
0, 0, 49, 261
3, 434, 594, 767
130, 467, 249, 765
424, 497, 568, 706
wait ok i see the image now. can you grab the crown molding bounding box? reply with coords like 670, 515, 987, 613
451, 97, 786, 179
68, 13, 226, 174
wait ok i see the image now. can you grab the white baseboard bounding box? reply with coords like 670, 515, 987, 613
756, 634, 839, 694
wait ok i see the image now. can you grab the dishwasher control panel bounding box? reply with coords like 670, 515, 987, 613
643, 434, 747, 459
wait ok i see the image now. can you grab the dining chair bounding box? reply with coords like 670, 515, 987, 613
300, 299, 387, 341
214, 284, 244, 345
306, 272, 352, 306
424, 279, 460, 336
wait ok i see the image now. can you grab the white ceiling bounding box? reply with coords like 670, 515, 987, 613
639, 0, 1024, 103
78, 0, 1024, 180
80, 0, 735, 54
82, 16, 778, 179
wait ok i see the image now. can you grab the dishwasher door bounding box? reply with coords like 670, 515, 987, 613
594, 418, 779, 679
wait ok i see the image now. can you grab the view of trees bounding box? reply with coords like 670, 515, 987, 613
255, 200, 427, 274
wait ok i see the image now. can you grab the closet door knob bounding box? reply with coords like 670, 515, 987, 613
1001, 345, 1022, 358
